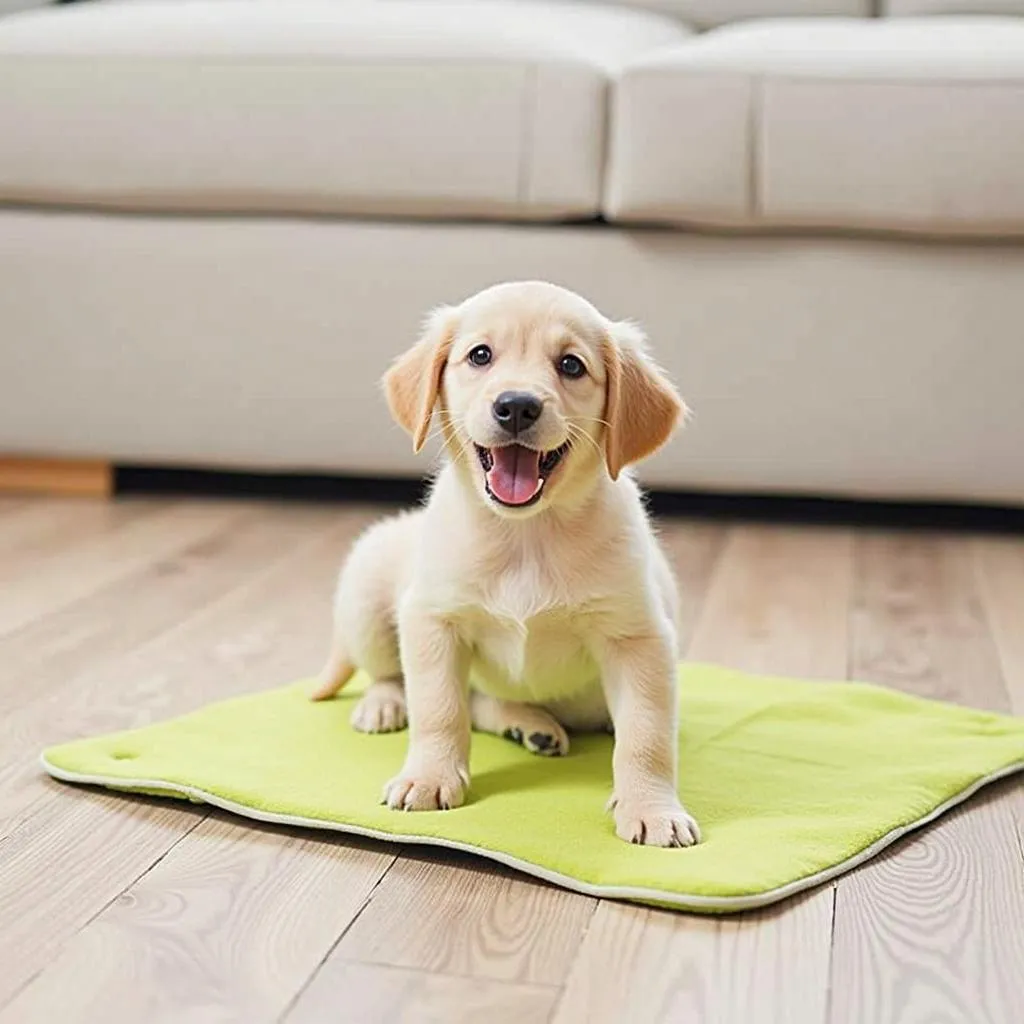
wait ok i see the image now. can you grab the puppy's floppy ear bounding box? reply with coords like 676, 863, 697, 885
383, 305, 458, 452
603, 321, 686, 481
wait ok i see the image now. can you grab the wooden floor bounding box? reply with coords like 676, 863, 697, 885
0, 497, 1021, 1024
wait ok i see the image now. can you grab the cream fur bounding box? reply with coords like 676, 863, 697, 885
311, 281, 700, 847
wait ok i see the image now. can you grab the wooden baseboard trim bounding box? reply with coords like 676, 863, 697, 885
0, 457, 113, 498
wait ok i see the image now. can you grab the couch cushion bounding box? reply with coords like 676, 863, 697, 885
0, 0, 688, 219
0, 1, 55, 15
884, 1, 1024, 13
607, 18, 1024, 237
648, 1, 871, 29
465, 1, 873, 30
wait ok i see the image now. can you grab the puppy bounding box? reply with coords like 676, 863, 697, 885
311, 281, 700, 847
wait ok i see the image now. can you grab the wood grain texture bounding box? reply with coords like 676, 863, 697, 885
288, 962, 559, 1024
1, 817, 396, 1024
972, 537, 1024, 845
0, 498, 138, 569
0, 499, 158, 581
849, 533, 1010, 710
0, 505, 363, 838
335, 849, 596, 986
831, 532, 1024, 1024
0, 500, 248, 638
552, 893, 835, 1024
0, 788, 204, 1007
0, 458, 112, 497
656, 520, 726, 648
830, 782, 1024, 1024
687, 525, 854, 678
973, 536, 1024, 714
0, 501, 376, 1007
0, 503, 340, 719
555, 524, 855, 1024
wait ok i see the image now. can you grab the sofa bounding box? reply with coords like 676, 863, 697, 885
2, 0, 1023, 504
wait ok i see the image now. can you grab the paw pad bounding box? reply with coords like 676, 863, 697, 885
501, 723, 567, 756
525, 732, 565, 756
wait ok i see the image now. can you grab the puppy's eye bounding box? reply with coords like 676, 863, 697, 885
558, 354, 586, 379
468, 344, 492, 367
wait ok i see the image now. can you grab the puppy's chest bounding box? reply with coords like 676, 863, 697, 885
463, 574, 607, 701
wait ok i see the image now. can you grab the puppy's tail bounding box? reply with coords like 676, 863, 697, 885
308, 639, 356, 701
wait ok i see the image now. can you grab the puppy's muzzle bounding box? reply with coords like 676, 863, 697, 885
492, 391, 543, 437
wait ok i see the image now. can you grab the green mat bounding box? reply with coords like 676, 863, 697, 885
42, 665, 1024, 914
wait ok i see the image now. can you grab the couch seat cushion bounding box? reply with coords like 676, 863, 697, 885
607, 17, 1024, 236
0, 0, 688, 219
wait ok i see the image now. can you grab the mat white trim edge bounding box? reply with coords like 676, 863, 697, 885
40, 755, 1024, 914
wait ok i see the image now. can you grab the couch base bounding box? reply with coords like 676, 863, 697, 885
110, 464, 1024, 533
2, 208, 1023, 504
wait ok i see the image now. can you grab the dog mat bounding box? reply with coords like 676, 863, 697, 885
41, 665, 1024, 914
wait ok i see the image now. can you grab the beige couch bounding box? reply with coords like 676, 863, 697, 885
2, 0, 1023, 503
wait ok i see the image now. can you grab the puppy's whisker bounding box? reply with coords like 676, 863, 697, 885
425, 411, 471, 451
566, 423, 603, 459
440, 421, 475, 464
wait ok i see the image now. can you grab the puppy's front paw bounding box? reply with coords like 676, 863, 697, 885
383, 763, 469, 812
609, 794, 701, 848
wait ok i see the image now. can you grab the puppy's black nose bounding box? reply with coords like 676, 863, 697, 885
492, 391, 543, 435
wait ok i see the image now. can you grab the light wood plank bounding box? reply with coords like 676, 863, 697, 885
0, 506, 376, 1006
0, 817, 395, 1024
0, 500, 250, 638
0, 788, 204, 1008
687, 525, 854, 678
0, 506, 374, 838
0, 502, 339, 719
0, 503, 346, 838
554, 892, 834, 1024
0, 498, 159, 578
973, 536, 1024, 714
288, 962, 559, 1024
0, 457, 112, 498
830, 533, 1024, 1024
656, 519, 727, 647
335, 850, 596, 985
0, 498, 136, 568
849, 533, 1009, 710
831, 782, 1024, 1024
554, 524, 855, 1024
972, 536, 1024, 844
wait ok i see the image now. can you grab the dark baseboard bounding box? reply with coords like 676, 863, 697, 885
114, 465, 1024, 534
643, 489, 1024, 534
115, 465, 427, 506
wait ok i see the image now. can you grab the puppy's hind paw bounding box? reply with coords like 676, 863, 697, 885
499, 710, 569, 757
350, 680, 407, 734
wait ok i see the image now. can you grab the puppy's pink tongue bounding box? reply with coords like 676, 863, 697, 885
486, 445, 542, 505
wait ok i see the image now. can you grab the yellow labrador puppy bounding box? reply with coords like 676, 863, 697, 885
311, 281, 700, 847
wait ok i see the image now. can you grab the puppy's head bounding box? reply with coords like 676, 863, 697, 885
384, 281, 685, 517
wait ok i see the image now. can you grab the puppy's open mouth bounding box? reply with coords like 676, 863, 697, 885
475, 442, 570, 508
